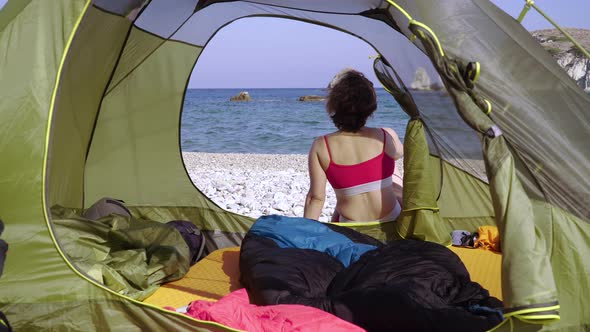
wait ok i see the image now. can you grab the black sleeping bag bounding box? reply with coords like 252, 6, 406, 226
239, 215, 503, 332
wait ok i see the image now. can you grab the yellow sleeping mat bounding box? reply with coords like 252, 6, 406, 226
143, 245, 502, 309
449, 246, 503, 300
143, 246, 242, 309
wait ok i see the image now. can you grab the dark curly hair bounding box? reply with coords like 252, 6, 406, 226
326, 69, 377, 132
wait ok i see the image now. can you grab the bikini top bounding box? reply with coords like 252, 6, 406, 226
324, 128, 395, 196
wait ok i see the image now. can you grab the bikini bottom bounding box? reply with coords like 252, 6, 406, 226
338, 200, 402, 223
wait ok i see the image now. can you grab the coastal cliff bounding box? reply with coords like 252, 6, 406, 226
532, 29, 590, 92
410, 67, 431, 90
409, 67, 444, 91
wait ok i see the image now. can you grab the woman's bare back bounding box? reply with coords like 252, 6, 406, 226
316, 127, 402, 221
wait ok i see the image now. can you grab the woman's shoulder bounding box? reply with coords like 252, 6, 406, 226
310, 133, 334, 151
381, 127, 401, 140
381, 127, 403, 159
381, 127, 398, 135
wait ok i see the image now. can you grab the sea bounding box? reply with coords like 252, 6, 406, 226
181, 88, 410, 154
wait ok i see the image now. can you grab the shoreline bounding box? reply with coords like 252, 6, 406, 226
182, 152, 403, 222
182, 152, 309, 172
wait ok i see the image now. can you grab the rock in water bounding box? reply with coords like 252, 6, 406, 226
298, 95, 326, 102
230, 91, 251, 101
410, 67, 432, 90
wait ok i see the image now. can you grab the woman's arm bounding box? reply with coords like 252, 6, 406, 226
386, 128, 404, 208
304, 138, 327, 220
392, 176, 403, 209
383, 127, 403, 160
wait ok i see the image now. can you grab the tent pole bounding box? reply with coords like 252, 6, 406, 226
516, 1, 532, 23
518, 0, 590, 60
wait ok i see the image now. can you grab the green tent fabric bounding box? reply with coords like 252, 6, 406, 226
396, 119, 450, 245
484, 136, 558, 323
0, 0, 589, 331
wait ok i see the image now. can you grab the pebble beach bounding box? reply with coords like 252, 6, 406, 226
183, 152, 404, 222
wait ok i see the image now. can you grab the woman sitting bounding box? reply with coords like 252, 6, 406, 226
304, 68, 403, 222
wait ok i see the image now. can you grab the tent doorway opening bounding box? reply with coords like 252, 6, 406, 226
181, 17, 410, 222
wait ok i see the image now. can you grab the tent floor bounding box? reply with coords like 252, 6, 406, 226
143, 245, 502, 309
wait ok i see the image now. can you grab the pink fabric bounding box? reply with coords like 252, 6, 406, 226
176, 288, 365, 332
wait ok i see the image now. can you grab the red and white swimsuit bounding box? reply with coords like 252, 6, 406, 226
324, 128, 401, 222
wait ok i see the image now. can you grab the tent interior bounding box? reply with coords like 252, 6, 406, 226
0, 0, 589, 331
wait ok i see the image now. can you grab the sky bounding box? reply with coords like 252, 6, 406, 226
1, 0, 588, 88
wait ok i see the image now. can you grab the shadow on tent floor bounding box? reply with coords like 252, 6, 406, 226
143, 245, 502, 309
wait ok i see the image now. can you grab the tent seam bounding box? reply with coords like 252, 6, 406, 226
105, 11, 198, 97
0, 0, 33, 35
83, 4, 141, 208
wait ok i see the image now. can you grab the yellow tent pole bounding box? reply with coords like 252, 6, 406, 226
517, 0, 533, 22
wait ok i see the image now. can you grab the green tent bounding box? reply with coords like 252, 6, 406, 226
0, 0, 588, 331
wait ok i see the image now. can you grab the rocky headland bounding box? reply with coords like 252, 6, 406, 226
532, 28, 590, 92
410, 67, 445, 91
410, 67, 432, 90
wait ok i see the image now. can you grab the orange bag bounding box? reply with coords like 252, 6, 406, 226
474, 226, 501, 252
